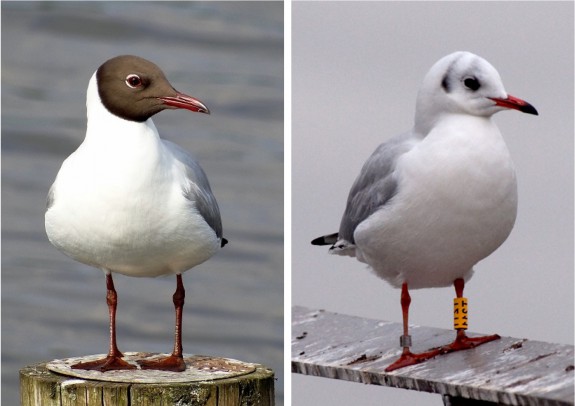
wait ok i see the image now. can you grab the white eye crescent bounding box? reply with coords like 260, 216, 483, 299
125, 74, 143, 88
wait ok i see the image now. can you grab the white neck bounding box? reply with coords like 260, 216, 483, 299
85, 72, 159, 146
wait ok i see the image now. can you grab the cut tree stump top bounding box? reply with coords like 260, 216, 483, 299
292, 306, 574, 406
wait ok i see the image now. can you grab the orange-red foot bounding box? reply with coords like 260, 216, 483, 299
385, 348, 442, 372
138, 354, 186, 372
440, 332, 500, 355
72, 355, 136, 372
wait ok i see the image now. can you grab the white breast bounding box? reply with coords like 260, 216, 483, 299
45, 107, 219, 277
354, 115, 517, 289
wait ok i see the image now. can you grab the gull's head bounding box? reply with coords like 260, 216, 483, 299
415, 52, 537, 133
89, 55, 210, 123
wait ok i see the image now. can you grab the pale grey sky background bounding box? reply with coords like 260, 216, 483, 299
292, 2, 574, 405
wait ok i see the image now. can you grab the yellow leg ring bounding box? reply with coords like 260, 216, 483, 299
453, 297, 468, 330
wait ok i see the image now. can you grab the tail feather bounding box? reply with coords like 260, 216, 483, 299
312, 232, 356, 257
328, 238, 356, 257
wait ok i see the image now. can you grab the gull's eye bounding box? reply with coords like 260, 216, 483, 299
125, 74, 143, 88
463, 77, 480, 91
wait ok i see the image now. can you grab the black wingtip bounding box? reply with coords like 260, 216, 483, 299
311, 236, 327, 246
221, 238, 228, 247
311, 232, 339, 246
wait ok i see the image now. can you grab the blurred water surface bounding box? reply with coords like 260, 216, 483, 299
1, 2, 284, 404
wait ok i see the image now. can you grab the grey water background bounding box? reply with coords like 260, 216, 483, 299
1, 2, 283, 405
293, 2, 573, 405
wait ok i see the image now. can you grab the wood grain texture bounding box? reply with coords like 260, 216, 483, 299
292, 306, 574, 405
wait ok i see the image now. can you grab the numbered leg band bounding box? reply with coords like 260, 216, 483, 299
400, 334, 412, 348
453, 297, 468, 330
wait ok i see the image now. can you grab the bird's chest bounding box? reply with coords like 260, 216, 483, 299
50, 147, 183, 239
366, 119, 519, 261
353, 121, 518, 286
397, 123, 517, 217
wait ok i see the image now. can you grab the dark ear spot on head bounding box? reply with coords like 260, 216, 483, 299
441, 74, 450, 92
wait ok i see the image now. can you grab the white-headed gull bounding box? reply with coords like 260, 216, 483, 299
45, 55, 227, 372
312, 51, 538, 371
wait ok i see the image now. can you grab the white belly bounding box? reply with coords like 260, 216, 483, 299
45, 141, 219, 277
354, 117, 517, 289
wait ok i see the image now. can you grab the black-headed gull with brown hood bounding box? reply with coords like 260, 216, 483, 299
45, 55, 227, 372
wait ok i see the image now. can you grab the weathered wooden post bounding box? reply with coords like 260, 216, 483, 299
21, 353, 274, 406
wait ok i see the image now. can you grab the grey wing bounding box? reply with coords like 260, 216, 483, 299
164, 140, 224, 241
338, 131, 417, 244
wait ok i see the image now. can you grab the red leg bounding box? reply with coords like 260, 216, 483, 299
139, 274, 187, 372
385, 283, 441, 372
72, 273, 135, 371
439, 278, 500, 354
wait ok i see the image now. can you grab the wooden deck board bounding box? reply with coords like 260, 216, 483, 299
292, 306, 574, 405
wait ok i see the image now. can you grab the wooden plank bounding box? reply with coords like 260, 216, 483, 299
292, 306, 574, 406
20, 360, 274, 406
